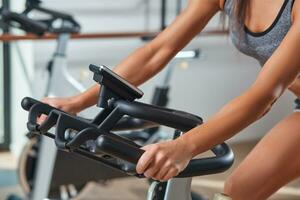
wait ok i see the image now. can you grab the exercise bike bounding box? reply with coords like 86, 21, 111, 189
1, 1, 202, 199
21, 64, 234, 200
1, 1, 111, 199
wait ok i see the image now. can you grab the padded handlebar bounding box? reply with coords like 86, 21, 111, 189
96, 134, 234, 178
21, 97, 41, 111
112, 100, 202, 132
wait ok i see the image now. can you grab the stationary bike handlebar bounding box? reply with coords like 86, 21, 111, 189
0, 8, 48, 35
97, 134, 233, 177
24, 0, 80, 34
21, 64, 234, 178
0, 0, 80, 35
21, 97, 159, 137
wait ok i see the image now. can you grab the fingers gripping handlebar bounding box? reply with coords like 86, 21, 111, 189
96, 135, 234, 177
21, 64, 234, 178
21, 97, 158, 149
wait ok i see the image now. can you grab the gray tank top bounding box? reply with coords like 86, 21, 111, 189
224, 0, 295, 66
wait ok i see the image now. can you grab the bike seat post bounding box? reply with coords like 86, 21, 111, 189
163, 130, 192, 200
164, 178, 193, 200
55, 33, 70, 56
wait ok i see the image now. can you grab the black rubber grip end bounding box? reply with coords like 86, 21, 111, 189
21, 97, 39, 111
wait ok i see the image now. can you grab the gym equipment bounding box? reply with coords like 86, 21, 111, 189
1, 0, 199, 199
1, 1, 201, 199
22, 64, 234, 200
213, 193, 232, 200
0, 1, 105, 199
20, 48, 200, 199
1, 1, 127, 199
0, 0, 80, 36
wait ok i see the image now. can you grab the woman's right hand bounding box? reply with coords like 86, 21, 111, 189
38, 96, 83, 124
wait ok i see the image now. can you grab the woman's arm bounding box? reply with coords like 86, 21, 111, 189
72, 0, 221, 111
181, 3, 300, 157
136, 0, 300, 181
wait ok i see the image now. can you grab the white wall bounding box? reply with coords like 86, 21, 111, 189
9, 1, 35, 155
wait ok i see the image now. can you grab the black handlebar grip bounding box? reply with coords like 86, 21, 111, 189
177, 143, 234, 177
3, 11, 48, 35
16, 14, 48, 34
96, 135, 144, 164
21, 97, 41, 111
96, 133, 233, 178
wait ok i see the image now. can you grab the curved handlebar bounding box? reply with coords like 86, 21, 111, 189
21, 96, 234, 178
1, 9, 48, 35
24, 1, 80, 34
22, 57, 235, 178
96, 134, 234, 178
21, 97, 159, 141
1, 1, 80, 35
112, 100, 202, 132
21, 96, 41, 111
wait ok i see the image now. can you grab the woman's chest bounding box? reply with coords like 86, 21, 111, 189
229, 23, 290, 65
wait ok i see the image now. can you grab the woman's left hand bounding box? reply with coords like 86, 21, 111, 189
136, 137, 194, 182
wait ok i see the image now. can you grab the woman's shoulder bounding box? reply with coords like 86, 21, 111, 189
220, 0, 233, 16
189, 0, 225, 12
219, 0, 226, 10
292, 0, 300, 23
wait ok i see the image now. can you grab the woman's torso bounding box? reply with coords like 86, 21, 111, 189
223, 0, 300, 99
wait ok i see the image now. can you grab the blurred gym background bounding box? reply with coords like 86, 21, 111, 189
0, 0, 298, 199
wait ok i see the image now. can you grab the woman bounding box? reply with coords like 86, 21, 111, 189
41, 0, 300, 199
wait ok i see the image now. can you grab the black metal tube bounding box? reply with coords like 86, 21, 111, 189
176, 0, 182, 15
161, 0, 167, 30
21, 97, 41, 111
177, 144, 234, 177
95, 134, 234, 178
96, 134, 143, 164
1, 0, 11, 150
113, 100, 202, 132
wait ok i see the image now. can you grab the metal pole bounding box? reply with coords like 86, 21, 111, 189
1, 0, 11, 150
161, 0, 167, 30
176, 0, 182, 15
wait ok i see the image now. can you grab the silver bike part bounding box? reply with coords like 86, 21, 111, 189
31, 33, 85, 200
147, 181, 159, 200
146, 178, 193, 200
30, 136, 57, 200
213, 193, 232, 200
47, 33, 85, 97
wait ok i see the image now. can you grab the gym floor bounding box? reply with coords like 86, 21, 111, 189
0, 141, 299, 200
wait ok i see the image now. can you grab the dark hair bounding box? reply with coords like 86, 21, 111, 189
234, 0, 250, 25
220, 0, 250, 29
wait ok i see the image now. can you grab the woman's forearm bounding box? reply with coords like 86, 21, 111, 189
74, 43, 170, 110
75, 84, 100, 110
180, 87, 277, 157
73, 0, 220, 111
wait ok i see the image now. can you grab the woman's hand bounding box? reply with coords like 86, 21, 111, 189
136, 137, 194, 182
37, 96, 83, 123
